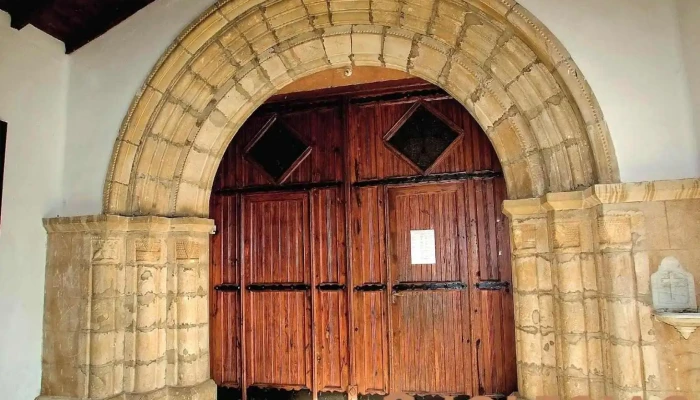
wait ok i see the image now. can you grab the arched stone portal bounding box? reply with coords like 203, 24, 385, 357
48, 2, 700, 400
102, 0, 619, 218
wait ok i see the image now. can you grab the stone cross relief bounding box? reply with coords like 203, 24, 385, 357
651, 256, 697, 312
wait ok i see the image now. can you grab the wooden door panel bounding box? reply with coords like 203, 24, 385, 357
246, 291, 311, 388
392, 291, 471, 394
210, 195, 242, 387
244, 193, 309, 284
349, 102, 415, 181
353, 291, 389, 394
213, 292, 241, 387
466, 178, 517, 395
283, 107, 344, 184
387, 183, 472, 396
316, 291, 349, 391
388, 184, 466, 284
243, 192, 312, 390
350, 186, 387, 285
426, 98, 500, 175
311, 187, 349, 392
475, 290, 517, 395
312, 188, 347, 285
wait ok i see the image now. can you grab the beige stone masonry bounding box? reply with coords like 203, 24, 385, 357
504, 178, 700, 400
104, 0, 620, 218
39, 215, 216, 400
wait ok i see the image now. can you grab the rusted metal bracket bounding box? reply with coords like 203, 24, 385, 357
353, 170, 502, 188
392, 282, 467, 292
474, 281, 510, 291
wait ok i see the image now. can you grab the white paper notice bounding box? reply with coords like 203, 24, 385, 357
410, 229, 436, 265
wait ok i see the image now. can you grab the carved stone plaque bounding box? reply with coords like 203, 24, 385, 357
651, 256, 697, 312
92, 239, 120, 264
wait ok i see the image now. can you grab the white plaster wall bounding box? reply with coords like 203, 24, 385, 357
0, 11, 69, 400
62, 0, 216, 216
520, 0, 699, 184
677, 0, 700, 148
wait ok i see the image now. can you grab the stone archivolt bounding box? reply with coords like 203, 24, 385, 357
103, 0, 619, 218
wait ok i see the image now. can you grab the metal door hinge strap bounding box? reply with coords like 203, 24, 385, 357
474, 281, 510, 291
392, 282, 466, 292
354, 283, 387, 292
317, 283, 346, 291
214, 284, 241, 292
246, 283, 311, 291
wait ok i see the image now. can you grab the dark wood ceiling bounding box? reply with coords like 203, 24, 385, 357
0, 0, 158, 53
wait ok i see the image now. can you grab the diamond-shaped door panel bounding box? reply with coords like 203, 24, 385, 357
384, 102, 462, 173
245, 116, 311, 183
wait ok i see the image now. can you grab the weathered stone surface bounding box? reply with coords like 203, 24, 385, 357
504, 178, 700, 400
39, 216, 215, 400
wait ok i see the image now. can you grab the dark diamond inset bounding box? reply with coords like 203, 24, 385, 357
247, 118, 310, 182
386, 104, 459, 171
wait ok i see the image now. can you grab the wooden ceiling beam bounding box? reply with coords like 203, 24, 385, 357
7, 0, 55, 30
63, 0, 157, 53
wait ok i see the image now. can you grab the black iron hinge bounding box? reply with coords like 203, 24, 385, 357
474, 281, 510, 291
246, 283, 311, 291
392, 282, 467, 292
214, 283, 241, 292
354, 283, 387, 292
316, 283, 346, 291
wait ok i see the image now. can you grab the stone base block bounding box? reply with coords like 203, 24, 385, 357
36, 380, 217, 400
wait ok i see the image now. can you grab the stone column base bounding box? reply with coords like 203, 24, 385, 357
36, 379, 217, 400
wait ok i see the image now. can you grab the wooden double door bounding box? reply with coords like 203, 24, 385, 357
210, 80, 516, 399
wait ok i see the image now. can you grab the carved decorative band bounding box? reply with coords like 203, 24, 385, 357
134, 239, 163, 263
176, 239, 201, 260
552, 222, 581, 249
597, 215, 632, 246
512, 223, 537, 250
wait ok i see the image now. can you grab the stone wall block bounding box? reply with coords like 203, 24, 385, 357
351, 32, 383, 66
474, 79, 513, 130
513, 255, 538, 292
383, 33, 412, 70
411, 44, 448, 81
600, 252, 637, 299
641, 344, 662, 391
177, 326, 204, 386
608, 298, 641, 343
609, 342, 644, 394
88, 364, 118, 398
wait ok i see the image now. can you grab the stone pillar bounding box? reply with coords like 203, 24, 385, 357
595, 207, 649, 400
504, 199, 558, 400
39, 215, 216, 400
544, 194, 604, 399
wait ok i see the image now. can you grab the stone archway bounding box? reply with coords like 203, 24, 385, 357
39, 1, 636, 400
103, 0, 619, 218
